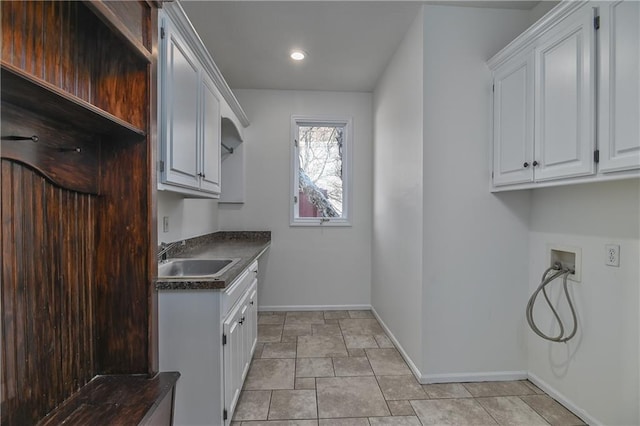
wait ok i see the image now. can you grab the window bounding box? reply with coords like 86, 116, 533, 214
291, 116, 352, 226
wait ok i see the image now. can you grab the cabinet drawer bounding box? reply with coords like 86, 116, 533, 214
222, 260, 258, 316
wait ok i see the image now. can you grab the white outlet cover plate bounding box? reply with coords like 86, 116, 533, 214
605, 244, 620, 267
547, 244, 582, 283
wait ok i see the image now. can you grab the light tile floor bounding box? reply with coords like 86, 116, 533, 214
232, 310, 585, 426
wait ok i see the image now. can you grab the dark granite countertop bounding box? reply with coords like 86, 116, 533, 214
154, 231, 271, 290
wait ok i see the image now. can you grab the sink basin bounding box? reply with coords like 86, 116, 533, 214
158, 258, 241, 278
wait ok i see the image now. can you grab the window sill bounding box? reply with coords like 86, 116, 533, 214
290, 218, 352, 227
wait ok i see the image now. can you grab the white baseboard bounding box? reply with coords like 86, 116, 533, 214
258, 304, 372, 312
370, 306, 424, 382
422, 371, 528, 384
371, 306, 527, 385
527, 372, 600, 426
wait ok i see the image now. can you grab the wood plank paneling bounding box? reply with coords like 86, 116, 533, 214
42, 1, 59, 86
93, 29, 148, 130
1, 0, 13, 61
100, 1, 151, 51
0, 161, 97, 425
95, 140, 150, 374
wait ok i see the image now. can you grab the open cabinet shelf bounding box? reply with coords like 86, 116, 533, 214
84, 0, 154, 63
1, 62, 146, 141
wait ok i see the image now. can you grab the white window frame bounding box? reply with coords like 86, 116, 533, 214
290, 115, 353, 227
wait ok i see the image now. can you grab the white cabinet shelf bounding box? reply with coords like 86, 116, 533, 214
220, 117, 246, 203
158, 260, 259, 426
488, 1, 639, 191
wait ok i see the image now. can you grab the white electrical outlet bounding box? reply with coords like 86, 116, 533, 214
605, 244, 620, 267
163, 216, 170, 233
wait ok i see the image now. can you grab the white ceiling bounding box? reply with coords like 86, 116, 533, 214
181, 1, 540, 92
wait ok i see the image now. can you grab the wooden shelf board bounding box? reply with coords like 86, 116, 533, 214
1, 62, 146, 140
83, 1, 153, 64
38, 373, 180, 426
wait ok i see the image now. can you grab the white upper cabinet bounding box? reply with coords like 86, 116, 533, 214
492, 49, 535, 186
598, 0, 640, 173
158, 2, 249, 198
489, 1, 639, 191
164, 26, 201, 189
200, 73, 222, 194
534, 5, 596, 181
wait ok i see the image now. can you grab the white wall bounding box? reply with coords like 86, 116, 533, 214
157, 190, 219, 243
528, 179, 640, 426
372, 10, 425, 372
528, 0, 560, 25
218, 89, 373, 308
420, 5, 532, 379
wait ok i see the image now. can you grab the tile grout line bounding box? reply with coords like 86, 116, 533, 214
517, 395, 556, 426
473, 397, 503, 426
266, 389, 273, 422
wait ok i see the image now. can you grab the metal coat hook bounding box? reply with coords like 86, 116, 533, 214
59, 147, 82, 153
2, 135, 39, 142
221, 142, 234, 154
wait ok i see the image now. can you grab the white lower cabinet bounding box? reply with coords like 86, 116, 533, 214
158, 261, 259, 426
223, 279, 256, 421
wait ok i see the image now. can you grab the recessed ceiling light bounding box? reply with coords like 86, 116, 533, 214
290, 50, 306, 61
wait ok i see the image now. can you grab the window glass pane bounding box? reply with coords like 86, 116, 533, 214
297, 125, 344, 218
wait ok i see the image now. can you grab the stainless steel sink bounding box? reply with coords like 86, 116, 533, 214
158, 258, 241, 278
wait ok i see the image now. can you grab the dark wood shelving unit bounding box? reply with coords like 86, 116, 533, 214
1, 1, 168, 424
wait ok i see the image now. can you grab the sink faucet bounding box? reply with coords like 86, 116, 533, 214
158, 241, 178, 263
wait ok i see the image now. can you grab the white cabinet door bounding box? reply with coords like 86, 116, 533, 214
163, 24, 200, 189
247, 280, 258, 362
598, 0, 640, 173
200, 74, 222, 194
242, 280, 258, 382
492, 49, 535, 186
534, 5, 596, 181
223, 289, 251, 425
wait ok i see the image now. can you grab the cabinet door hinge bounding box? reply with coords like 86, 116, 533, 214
222, 334, 227, 345
159, 160, 165, 172
293, 195, 298, 203
223, 409, 228, 421
594, 149, 600, 163
594, 16, 600, 30
294, 139, 298, 147
161, 27, 166, 39
492, 83, 495, 92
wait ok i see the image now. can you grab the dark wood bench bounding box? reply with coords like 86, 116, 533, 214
38, 373, 180, 426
